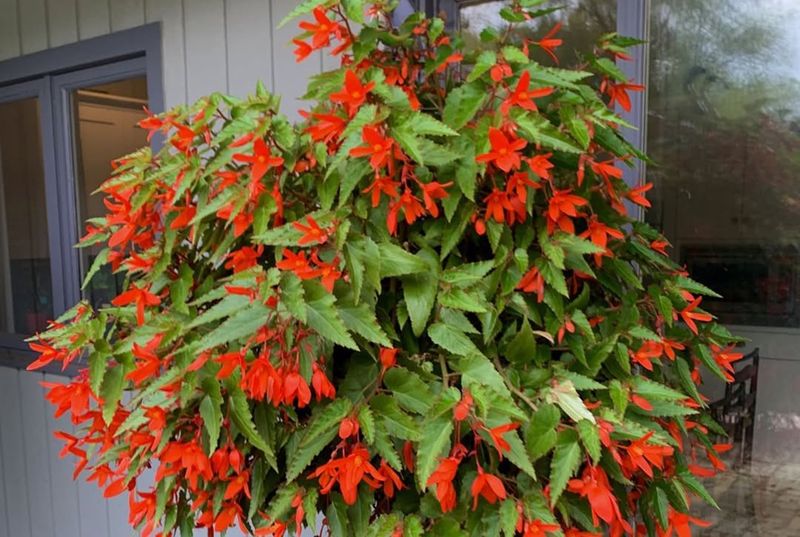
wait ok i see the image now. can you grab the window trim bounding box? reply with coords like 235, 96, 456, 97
0, 24, 163, 367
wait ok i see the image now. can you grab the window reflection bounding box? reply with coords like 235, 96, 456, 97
0, 98, 53, 335
646, 0, 800, 328
459, 0, 616, 64
73, 77, 149, 308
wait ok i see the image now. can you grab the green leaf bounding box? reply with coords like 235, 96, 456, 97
500, 499, 518, 537
672, 275, 722, 298
286, 398, 353, 481
525, 404, 560, 461
228, 385, 276, 467
403, 255, 439, 336
443, 83, 486, 129
538, 260, 568, 297
379, 243, 428, 277
631, 377, 686, 400
358, 405, 375, 444
370, 395, 420, 441
429, 323, 484, 358
546, 379, 595, 424
88, 350, 109, 395
505, 319, 536, 364
515, 112, 583, 153
403, 515, 425, 537
501, 45, 529, 64
450, 353, 510, 398
441, 261, 494, 286
327, 494, 351, 537
338, 302, 391, 346
577, 420, 601, 463
100, 365, 125, 425
468, 50, 497, 82
304, 281, 358, 350
266, 483, 299, 522
248, 459, 267, 519
280, 271, 307, 323
366, 514, 401, 537
199, 395, 222, 452
438, 287, 490, 313
81, 248, 108, 290
278, 0, 328, 27
197, 301, 270, 351
401, 111, 459, 137
341, 0, 365, 23
549, 430, 581, 504
678, 473, 719, 509
303, 488, 320, 530
384, 367, 433, 414
416, 392, 458, 488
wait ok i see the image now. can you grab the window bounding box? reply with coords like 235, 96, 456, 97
0, 25, 161, 353
646, 0, 800, 328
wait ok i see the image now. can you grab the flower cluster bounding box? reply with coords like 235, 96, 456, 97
29, 2, 739, 536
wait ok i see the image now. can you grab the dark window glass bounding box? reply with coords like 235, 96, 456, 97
646, 0, 800, 328
0, 98, 53, 335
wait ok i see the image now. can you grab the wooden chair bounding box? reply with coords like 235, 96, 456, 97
710, 348, 760, 466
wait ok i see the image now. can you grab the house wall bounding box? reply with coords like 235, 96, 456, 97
0, 1, 324, 535
0, 0, 331, 120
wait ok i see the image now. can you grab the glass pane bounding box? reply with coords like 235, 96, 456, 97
647, 1, 800, 534
459, 0, 616, 63
0, 98, 53, 335
73, 77, 149, 308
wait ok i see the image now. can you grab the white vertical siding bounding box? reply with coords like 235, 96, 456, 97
183, 0, 228, 101
76, 0, 111, 39
0, 0, 21, 61
46, 0, 78, 47
18, 0, 49, 54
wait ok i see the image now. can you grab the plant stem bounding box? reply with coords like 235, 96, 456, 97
439, 354, 449, 389
493, 358, 538, 412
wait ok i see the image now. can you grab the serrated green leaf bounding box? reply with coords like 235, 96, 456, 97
338, 302, 391, 346
549, 431, 581, 504
304, 281, 358, 350
443, 83, 486, 129
101, 365, 125, 425
371, 395, 420, 441
228, 385, 276, 467
429, 322, 484, 357
438, 287, 490, 313
358, 405, 375, 444
286, 398, 353, 481
379, 243, 428, 277
384, 367, 433, 414
200, 395, 222, 452
577, 420, 601, 463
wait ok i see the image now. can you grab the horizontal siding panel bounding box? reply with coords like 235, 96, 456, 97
110, 0, 145, 31
46, 0, 78, 47
77, 0, 111, 40
0, 0, 21, 61
225, 0, 272, 98
184, 0, 228, 101
19, 0, 49, 54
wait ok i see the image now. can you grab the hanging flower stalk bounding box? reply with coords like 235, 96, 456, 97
29, 1, 740, 536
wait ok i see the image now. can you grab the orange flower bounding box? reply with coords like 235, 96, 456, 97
601, 79, 645, 112
311, 363, 336, 401
476, 128, 527, 172
625, 182, 653, 207
567, 466, 628, 530
679, 297, 713, 334
470, 467, 506, 509
484, 422, 520, 459
293, 215, 329, 245
484, 188, 515, 223
527, 153, 554, 180
233, 138, 284, 187
298, 7, 337, 48
305, 111, 346, 144
535, 23, 563, 63
387, 188, 425, 234
501, 71, 553, 115
579, 218, 624, 265
349, 125, 394, 169
331, 70, 375, 115
363, 175, 400, 207
427, 457, 460, 512
623, 432, 674, 477
453, 390, 473, 421
517, 266, 545, 303
420, 181, 452, 218
112, 283, 161, 325
522, 519, 562, 537
380, 347, 398, 370
311, 444, 384, 505
547, 190, 588, 234
711, 344, 744, 381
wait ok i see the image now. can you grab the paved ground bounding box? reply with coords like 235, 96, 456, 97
696, 460, 800, 536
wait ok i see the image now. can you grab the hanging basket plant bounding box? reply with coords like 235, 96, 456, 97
29, 1, 740, 536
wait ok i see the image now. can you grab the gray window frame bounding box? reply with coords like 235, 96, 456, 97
0, 24, 163, 368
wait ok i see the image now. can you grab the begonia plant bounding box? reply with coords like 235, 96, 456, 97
29, 1, 741, 536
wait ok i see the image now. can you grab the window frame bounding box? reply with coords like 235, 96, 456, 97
0, 24, 163, 367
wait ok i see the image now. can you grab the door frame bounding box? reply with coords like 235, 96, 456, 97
0, 24, 163, 364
